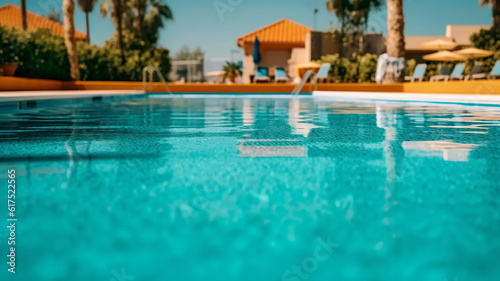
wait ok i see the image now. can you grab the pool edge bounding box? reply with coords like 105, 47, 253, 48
313, 91, 500, 106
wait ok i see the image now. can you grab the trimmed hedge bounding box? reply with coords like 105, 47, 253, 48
316, 53, 378, 83
0, 26, 72, 80
0, 25, 170, 81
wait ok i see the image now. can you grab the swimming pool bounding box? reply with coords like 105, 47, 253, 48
1, 95, 500, 281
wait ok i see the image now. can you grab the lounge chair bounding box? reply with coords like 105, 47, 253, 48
431, 64, 465, 81
316, 63, 332, 83
465, 63, 483, 81
448, 63, 467, 80
275, 67, 289, 83
404, 64, 427, 82
254, 66, 270, 83
430, 66, 450, 82
471, 60, 500, 80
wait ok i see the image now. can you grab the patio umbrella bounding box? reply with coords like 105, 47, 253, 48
295, 62, 321, 78
420, 39, 458, 51
454, 47, 494, 59
253, 36, 262, 64
423, 51, 465, 61
206, 71, 224, 77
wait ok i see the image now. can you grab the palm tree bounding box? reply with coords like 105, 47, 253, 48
77, 0, 98, 44
386, 0, 405, 82
355, 0, 383, 53
20, 0, 27, 30
127, 0, 173, 46
326, 0, 346, 32
480, 0, 500, 30
327, 0, 382, 53
100, 0, 126, 64
359, 0, 383, 32
63, 0, 80, 80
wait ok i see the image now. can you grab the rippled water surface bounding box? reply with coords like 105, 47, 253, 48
1, 96, 500, 281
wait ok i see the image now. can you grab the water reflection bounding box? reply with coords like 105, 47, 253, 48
242, 99, 255, 127
403, 141, 479, 162
288, 99, 322, 137
2, 97, 500, 185
238, 139, 307, 157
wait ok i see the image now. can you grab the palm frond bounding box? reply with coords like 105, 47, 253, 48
99, 0, 112, 17
77, 0, 98, 13
479, 0, 492, 6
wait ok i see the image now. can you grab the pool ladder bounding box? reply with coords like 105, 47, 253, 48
143, 66, 173, 95
291, 70, 317, 95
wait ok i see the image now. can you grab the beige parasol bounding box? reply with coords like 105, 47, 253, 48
420, 39, 458, 51
295, 62, 321, 78
454, 48, 494, 59
423, 51, 465, 61
206, 71, 224, 77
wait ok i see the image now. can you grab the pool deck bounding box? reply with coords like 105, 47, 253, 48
1, 76, 500, 104
0, 90, 145, 102
313, 91, 500, 105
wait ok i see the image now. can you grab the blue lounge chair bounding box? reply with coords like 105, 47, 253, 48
448, 63, 467, 80
471, 60, 500, 80
431, 63, 465, 81
316, 63, 331, 83
254, 66, 270, 83
275, 67, 289, 83
405, 64, 427, 82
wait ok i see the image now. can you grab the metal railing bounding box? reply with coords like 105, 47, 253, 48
291, 70, 317, 95
143, 66, 173, 95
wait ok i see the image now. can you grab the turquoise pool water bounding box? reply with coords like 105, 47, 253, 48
1, 95, 500, 281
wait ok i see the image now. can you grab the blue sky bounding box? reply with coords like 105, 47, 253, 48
0, 0, 492, 71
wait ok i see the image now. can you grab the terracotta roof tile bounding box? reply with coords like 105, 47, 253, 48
237, 19, 312, 47
0, 4, 87, 40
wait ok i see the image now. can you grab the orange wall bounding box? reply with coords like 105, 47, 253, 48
0, 77, 62, 91
403, 80, 500, 95
1, 76, 499, 95
63, 81, 146, 91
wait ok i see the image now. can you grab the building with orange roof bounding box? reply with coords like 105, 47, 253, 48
237, 19, 313, 83
0, 4, 87, 41
236, 18, 490, 83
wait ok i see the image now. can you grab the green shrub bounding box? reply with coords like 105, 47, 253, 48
470, 27, 500, 73
405, 59, 416, 76
0, 25, 170, 81
0, 26, 72, 80
316, 53, 379, 83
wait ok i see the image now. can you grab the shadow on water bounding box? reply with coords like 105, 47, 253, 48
0, 153, 160, 163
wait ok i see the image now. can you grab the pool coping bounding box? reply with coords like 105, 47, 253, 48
2, 89, 500, 107
313, 91, 500, 106
0, 90, 146, 102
